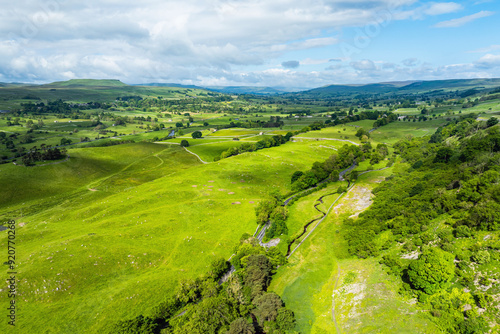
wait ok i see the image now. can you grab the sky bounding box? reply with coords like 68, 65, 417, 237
1, 0, 499, 88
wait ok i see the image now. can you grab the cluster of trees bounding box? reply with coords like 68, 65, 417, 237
343, 117, 500, 333
254, 191, 289, 241
111, 238, 294, 334
291, 144, 361, 191
21, 147, 66, 166
215, 133, 293, 161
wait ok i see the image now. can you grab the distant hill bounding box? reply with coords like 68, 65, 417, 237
205, 86, 305, 95
134, 83, 204, 89
398, 78, 500, 92
40, 79, 128, 88
301, 78, 500, 97
304, 83, 403, 95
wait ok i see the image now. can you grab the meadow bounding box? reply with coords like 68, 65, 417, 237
0, 138, 338, 334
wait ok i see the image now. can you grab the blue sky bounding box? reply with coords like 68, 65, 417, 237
1, 0, 499, 87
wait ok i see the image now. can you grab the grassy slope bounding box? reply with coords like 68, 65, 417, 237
269, 170, 440, 333
0, 140, 335, 334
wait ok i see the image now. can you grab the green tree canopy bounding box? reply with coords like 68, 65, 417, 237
408, 248, 455, 294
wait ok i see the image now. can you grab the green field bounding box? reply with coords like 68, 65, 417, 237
0, 138, 341, 333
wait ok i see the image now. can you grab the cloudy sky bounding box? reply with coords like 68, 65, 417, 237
1, 0, 499, 88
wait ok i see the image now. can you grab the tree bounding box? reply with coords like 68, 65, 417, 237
180, 139, 189, 147
227, 318, 255, 334
252, 292, 283, 324
175, 122, 184, 128
434, 147, 453, 163
486, 117, 499, 128
60, 138, 72, 145
408, 248, 455, 294
291, 171, 304, 183
191, 130, 202, 139
330, 170, 340, 182
355, 128, 369, 140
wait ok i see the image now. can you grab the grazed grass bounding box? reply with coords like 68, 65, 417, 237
0, 139, 339, 334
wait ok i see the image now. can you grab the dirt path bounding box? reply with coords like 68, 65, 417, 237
182, 147, 209, 164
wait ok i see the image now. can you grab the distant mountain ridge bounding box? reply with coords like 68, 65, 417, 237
302, 78, 500, 96
2, 78, 500, 96
40, 79, 128, 88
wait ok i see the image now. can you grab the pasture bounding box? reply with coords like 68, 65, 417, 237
0, 138, 339, 334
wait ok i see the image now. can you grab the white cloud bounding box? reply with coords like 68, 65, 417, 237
424, 2, 463, 15
476, 54, 500, 68
434, 10, 494, 28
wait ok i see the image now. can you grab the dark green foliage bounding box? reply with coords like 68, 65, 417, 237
275, 307, 296, 331
486, 117, 499, 128
290, 171, 304, 183
471, 250, 490, 264
180, 139, 189, 147
227, 318, 256, 334
355, 128, 369, 139
345, 226, 378, 258
380, 254, 405, 275
434, 147, 454, 163
454, 225, 471, 238
292, 144, 361, 191
114, 315, 159, 334
253, 293, 283, 324
245, 254, 273, 297
265, 206, 289, 240
408, 248, 455, 294
255, 196, 279, 225
21, 147, 66, 165
151, 297, 183, 320
210, 258, 231, 280
191, 130, 202, 138
218, 134, 290, 160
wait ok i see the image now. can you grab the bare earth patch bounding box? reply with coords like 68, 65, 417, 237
228, 192, 235, 195
208, 180, 214, 182
191, 185, 198, 187
232, 202, 241, 205
249, 201, 254, 204
88, 188, 97, 191
333, 186, 373, 217
401, 251, 419, 260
